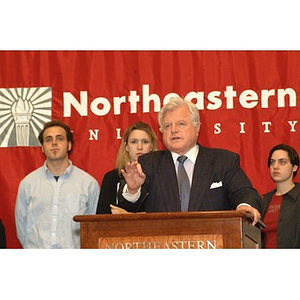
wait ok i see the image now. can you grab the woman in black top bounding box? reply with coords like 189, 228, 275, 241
96, 122, 158, 214
0, 219, 6, 248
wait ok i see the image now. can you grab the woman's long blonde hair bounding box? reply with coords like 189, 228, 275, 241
115, 122, 159, 175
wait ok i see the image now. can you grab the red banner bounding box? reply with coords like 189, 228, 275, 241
1, 51, 300, 248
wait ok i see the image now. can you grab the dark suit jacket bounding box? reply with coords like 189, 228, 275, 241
262, 183, 300, 248
137, 144, 262, 213
0, 219, 6, 248
96, 169, 145, 214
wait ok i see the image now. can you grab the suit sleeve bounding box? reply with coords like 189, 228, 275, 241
0, 220, 6, 248
224, 152, 262, 212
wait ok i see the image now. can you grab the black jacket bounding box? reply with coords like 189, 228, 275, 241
262, 183, 300, 248
0, 219, 6, 248
96, 169, 145, 214
124, 144, 262, 213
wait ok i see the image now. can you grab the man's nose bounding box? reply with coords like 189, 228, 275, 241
171, 124, 178, 133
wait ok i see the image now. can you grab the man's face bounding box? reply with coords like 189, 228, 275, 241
42, 126, 71, 162
161, 105, 200, 155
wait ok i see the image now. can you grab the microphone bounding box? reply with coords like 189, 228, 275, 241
135, 192, 149, 213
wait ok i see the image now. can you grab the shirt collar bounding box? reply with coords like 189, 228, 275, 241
43, 160, 73, 176
171, 144, 199, 164
286, 183, 300, 201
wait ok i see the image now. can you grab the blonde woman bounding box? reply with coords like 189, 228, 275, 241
96, 122, 158, 214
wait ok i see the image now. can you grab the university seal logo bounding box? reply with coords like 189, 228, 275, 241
0, 87, 52, 147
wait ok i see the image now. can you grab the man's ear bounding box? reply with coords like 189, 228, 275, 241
68, 141, 72, 152
196, 122, 201, 136
293, 165, 298, 173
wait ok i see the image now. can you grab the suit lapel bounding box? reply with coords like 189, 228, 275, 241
157, 151, 181, 211
188, 146, 212, 211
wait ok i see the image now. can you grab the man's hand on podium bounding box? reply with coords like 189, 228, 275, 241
236, 205, 261, 226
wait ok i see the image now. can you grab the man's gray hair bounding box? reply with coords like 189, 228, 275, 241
158, 97, 200, 132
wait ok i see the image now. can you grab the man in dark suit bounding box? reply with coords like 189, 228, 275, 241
121, 97, 262, 224
0, 219, 6, 248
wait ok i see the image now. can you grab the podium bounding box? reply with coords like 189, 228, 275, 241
73, 210, 264, 249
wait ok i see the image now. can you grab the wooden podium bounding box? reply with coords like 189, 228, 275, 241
73, 211, 264, 249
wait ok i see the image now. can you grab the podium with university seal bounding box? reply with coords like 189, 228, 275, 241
73, 210, 265, 249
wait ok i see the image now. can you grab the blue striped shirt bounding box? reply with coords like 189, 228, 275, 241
15, 160, 100, 248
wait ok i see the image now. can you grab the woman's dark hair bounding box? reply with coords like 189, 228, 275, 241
268, 143, 299, 177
